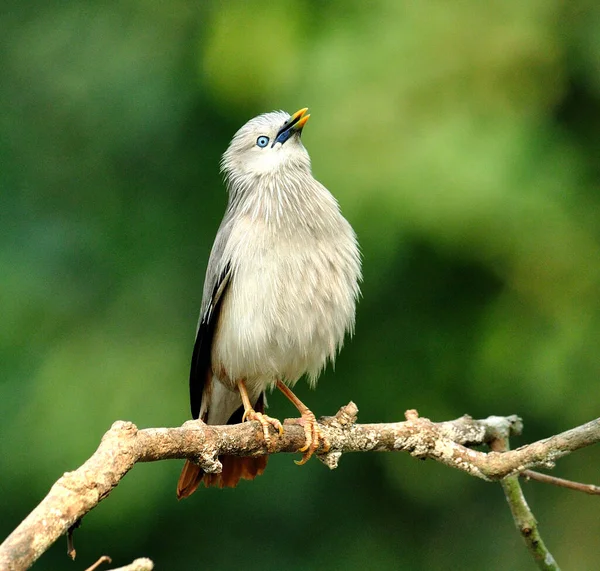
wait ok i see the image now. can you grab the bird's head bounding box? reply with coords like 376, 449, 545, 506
221, 108, 312, 185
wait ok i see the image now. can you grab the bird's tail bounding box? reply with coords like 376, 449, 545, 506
176, 391, 268, 499
177, 455, 268, 498
177, 459, 204, 499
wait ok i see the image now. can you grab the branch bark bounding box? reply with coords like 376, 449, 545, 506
0, 404, 598, 571
491, 438, 560, 571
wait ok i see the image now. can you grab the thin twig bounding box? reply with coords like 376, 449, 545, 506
521, 470, 600, 495
105, 558, 154, 571
67, 518, 81, 560
84, 555, 112, 571
492, 440, 560, 571
83, 556, 154, 571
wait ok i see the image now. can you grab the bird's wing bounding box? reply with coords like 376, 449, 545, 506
189, 215, 234, 419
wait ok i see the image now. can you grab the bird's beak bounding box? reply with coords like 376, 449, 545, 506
273, 108, 310, 146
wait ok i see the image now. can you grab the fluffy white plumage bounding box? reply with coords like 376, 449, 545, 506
199, 110, 361, 424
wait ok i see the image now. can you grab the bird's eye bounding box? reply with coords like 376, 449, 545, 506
256, 136, 270, 148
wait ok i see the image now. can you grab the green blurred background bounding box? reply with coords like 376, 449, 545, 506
1, 1, 599, 569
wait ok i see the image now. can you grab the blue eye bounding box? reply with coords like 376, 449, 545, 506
256, 136, 269, 148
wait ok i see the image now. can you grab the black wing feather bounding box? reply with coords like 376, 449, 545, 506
189, 264, 231, 419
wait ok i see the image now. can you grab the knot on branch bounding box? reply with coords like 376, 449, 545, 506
483, 415, 523, 442
404, 409, 420, 421
318, 402, 359, 469
401, 412, 438, 459
97, 421, 139, 450
108, 420, 139, 434
321, 401, 359, 429
181, 419, 221, 473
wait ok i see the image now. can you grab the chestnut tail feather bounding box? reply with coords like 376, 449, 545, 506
176, 393, 269, 498
177, 460, 204, 499
177, 456, 268, 498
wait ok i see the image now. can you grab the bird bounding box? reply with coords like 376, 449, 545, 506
176, 108, 361, 498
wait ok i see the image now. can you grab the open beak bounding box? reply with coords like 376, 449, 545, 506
273, 107, 310, 146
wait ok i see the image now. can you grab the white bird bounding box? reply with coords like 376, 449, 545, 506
177, 108, 361, 498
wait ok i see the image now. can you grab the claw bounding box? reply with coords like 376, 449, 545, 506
237, 380, 283, 451
275, 380, 330, 465
244, 410, 283, 451
287, 410, 330, 465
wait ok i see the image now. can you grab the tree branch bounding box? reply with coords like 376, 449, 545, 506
492, 438, 560, 571
1, 404, 598, 570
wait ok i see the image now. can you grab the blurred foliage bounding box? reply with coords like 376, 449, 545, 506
1, 0, 599, 569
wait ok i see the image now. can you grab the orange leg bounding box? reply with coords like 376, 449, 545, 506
276, 381, 330, 465
237, 380, 283, 451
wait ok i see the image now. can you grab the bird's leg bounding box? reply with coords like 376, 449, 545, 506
276, 380, 330, 465
237, 380, 283, 451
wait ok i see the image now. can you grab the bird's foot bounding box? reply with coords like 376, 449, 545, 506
242, 409, 283, 451
286, 410, 330, 465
